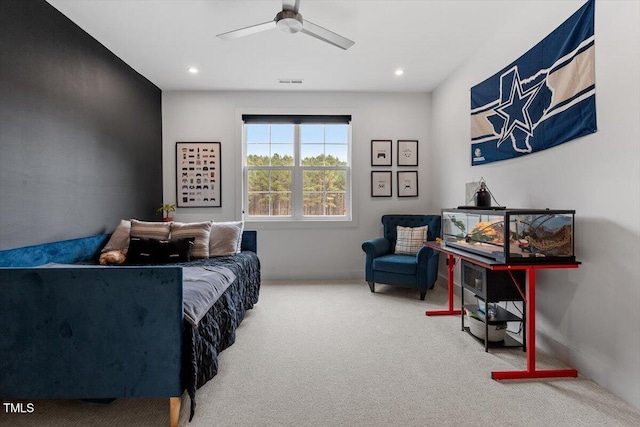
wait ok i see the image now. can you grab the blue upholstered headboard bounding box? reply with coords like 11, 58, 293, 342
0, 230, 257, 268
0, 234, 109, 267
240, 230, 257, 254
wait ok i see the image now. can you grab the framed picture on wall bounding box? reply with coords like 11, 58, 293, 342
397, 140, 418, 166
371, 140, 392, 166
176, 142, 221, 207
397, 171, 418, 197
371, 171, 392, 197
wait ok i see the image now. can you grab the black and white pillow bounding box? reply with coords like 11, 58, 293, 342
159, 237, 195, 263
126, 237, 194, 264
125, 237, 159, 264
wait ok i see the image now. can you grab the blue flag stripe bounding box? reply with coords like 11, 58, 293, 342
549, 40, 595, 75
546, 85, 595, 116
471, 36, 595, 115
471, 1, 595, 109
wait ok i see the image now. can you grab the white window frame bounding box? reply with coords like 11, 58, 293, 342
242, 117, 352, 222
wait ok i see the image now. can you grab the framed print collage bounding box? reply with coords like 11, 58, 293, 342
370, 139, 418, 198
176, 142, 221, 207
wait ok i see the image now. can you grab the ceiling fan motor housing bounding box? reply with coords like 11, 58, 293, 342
275, 10, 303, 33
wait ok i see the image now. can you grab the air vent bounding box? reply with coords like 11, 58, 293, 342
278, 79, 304, 84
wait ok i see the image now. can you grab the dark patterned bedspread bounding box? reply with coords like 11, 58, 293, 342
178, 252, 260, 420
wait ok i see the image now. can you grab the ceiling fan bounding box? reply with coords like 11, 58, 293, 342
216, 0, 355, 50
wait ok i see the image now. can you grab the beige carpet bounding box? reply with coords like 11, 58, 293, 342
3, 281, 640, 427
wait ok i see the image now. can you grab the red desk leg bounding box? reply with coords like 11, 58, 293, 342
492, 267, 578, 380
426, 253, 462, 316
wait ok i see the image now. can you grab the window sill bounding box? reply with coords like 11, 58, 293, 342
244, 218, 357, 230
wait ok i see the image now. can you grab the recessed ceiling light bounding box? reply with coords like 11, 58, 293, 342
188, 67, 199, 74
278, 78, 304, 84
395, 69, 404, 76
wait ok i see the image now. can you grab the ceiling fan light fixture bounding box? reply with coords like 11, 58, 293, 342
395, 69, 404, 76
275, 10, 303, 34
216, 0, 354, 50
188, 67, 199, 74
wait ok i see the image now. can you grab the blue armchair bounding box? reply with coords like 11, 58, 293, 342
362, 215, 441, 300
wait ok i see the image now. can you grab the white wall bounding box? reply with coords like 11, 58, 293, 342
162, 91, 432, 280
430, 0, 640, 410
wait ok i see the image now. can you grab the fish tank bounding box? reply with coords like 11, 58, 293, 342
441, 208, 575, 263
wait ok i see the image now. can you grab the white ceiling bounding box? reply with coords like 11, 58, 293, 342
47, 0, 529, 92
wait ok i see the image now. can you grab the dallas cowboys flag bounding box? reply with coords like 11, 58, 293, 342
470, 0, 596, 166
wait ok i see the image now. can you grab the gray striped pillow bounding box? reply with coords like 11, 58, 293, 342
170, 221, 213, 259
130, 219, 170, 241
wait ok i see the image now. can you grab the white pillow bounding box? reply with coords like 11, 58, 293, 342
233, 221, 245, 253
170, 221, 213, 259
394, 225, 428, 256
209, 221, 244, 257
102, 220, 131, 254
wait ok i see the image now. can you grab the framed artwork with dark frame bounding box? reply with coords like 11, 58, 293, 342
371, 140, 392, 166
397, 171, 418, 197
397, 140, 418, 166
371, 171, 392, 197
176, 142, 221, 207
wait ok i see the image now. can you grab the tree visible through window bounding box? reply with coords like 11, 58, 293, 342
243, 117, 350, 219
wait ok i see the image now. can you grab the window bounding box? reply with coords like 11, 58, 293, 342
243, 115, 351, 220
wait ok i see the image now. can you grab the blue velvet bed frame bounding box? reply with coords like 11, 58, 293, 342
0, 231, 258, 427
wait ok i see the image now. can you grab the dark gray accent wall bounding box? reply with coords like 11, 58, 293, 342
0, 0, 163, 250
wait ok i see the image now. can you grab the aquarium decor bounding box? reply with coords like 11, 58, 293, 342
441, 208, 575, 263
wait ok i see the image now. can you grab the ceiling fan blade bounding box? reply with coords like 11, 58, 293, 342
282, 0, 301, 13
300, 20, 355, 50
217, 20, 277, 41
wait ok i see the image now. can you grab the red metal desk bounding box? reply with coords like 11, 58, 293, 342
425, 241, 580, 380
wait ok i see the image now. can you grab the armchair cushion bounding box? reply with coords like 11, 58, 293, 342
373, 254, 417, 275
